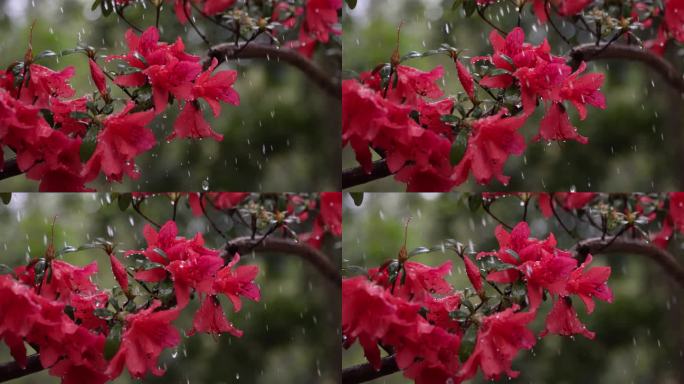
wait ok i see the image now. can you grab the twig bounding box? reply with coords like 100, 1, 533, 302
115, 6, 143, 33
0, 354, 44, 383
341, 355, 399, 384
544, 0, 571, 46
476, 6, 506, 35
183, 0, 210, 46
224, 236, 340, 285
482, 201, 513, 230
131, 201, 162, 229
341, 160, 392, 189
572, 237, 684, 289
203, 42, 341, 99
549, 193, 577, 239
199, 194, 228, 240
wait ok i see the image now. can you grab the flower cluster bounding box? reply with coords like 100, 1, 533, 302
120, 0, 341, 58
0, 26, 239, 191
343, 27, 605, 191
342, 222, 612, 383
0, 220, 259, 383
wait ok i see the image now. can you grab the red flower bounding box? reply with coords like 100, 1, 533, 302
109, 254, 129, 293
170, 102, 224, 141
295, 0, 342, 56
15, 260, 99, 303
213, 254, 261, 312
83, 102, 156, 182
452, 108, 527, 186
126, 220, 225, 307
88, 58, 108, 96
188, 192, 249, 216
106, 301, 181, 378
538, 192, 596, 218
665, 0, 684, 42
305, 192, 342, 248
668, 192, 684, 233
566, 255, 613, 313
203, 0, 236, 14
188, 295, 243, 337
463, 255, 483, 294
192, 58, 240, 116
455, 59, 475, 101
458, 305, 536, 381
560, 62, 606, 120
369, 260, 453, 304
541, 298, 595, 339
535, 102, 588, 144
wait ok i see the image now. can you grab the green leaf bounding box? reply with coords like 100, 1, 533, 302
345, 0, 357, 9
408, 246, 432, 257
452, 0, 464, 10
92, 0, 103, 11
505, 249, 520, 262
467, 195, 482, 212
450, 129, 469, 165
349, 192, 364, 206
69, 111, 91, 120
104, 323, 122, 360
0, 264, 15, 276
35, 50, 57, 61
34, 259, 47, 285
118, 194, 132, 211
94, 308, 115, 319
477, 255, 516, 272
463, 0, 477, 16
0, 193, 11, 205
458, 324, 478, 361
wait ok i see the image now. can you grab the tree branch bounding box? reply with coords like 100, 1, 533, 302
224, 236, 340, 286
341, 355, 399, 384
569, 43, 684, 92
204, 42, 340, 99
573, 236, 684, 289
342, 160, 392, 189
0, 159, 23, 182
0, 354, 43, 383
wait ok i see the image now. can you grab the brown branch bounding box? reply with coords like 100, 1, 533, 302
342, 159, 392, 190
224, 236, 340, 286
0, 159, 23, 182
573, 236, 684, 289
342, 355, 399, 384
0, 354, 43, 383
569, 43, 684, 92
204, 43, 340, 99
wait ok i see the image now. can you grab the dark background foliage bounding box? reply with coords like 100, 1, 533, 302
0, 0, 340, 191
343, 193, 684, 383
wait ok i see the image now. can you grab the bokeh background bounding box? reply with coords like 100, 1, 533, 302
0, 0, 341, 191
343, 193, 684, 383
0, 193, 340, 384
343, 0, 684, 192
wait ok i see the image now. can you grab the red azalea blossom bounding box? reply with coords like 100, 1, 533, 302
88, 58, 108, 96
566, 255, 613, 313
106, 301, 181, 378
452, 108, 527, 186
458, 305, 536, 381
189, 295, 243, 337
541, 297, 595, 339
213, 254, 261, 312
83, 102, 156, 182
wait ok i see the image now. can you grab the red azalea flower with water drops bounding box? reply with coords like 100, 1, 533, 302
665, 0, 684, 42
369, 260, 453, 303
106, 301, 181, 379
452, 108, 527, 186
213, 254, 261, 312
538, 192, 596, 218
83, 101, 156, 183
458, 305, 536, 381
88, 58, 108, 96
189, 295, 243, 337
541, 297, 595, 339
566, 255, 613, 313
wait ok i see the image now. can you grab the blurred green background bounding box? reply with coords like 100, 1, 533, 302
343, 0, 684, 192
0, 0, 340, 192
0, 193, 340, 384
343, 193, 684, 383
